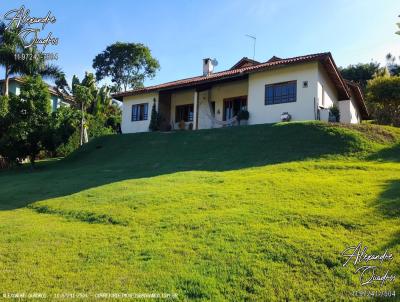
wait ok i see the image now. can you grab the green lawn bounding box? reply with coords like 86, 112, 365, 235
0, 122, 399, 301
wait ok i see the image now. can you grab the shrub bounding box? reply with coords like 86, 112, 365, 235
149, 99, 161, 131
329, 105, 340, 122
237, 110, 249, 121
0, 95, 9, 118
0, 76, 52, 166
56, 130, 80, 157
366, 75, 400, 126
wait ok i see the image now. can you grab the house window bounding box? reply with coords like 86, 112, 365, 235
131, 103, 148, 121
175, 104, 194, 122
265, 81, 297, 105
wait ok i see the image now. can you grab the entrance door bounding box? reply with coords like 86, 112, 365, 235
223, 96, 247, 121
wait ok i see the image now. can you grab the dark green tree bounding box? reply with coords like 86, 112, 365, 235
0, 95, 9, 117
386, 53, 400, 76
339, 63, 382, 91
71, 75, 80, 94
149, 98, 160, 131
0, 76, 51, 166
366, 75, 400, 126
92, 42, 160, 92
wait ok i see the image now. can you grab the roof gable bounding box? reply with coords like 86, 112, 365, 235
230, 57, 260, 69
266, 56, 282, 63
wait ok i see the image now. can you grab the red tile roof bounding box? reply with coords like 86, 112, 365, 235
113, 52, 351, 101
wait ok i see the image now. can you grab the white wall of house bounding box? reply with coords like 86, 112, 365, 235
317, 63, 339, 109
339, 92, 361, 124
349, 98, 361, 123
121, 93, 158, 133
248, 62, 319, 124
51, 96, 70, 112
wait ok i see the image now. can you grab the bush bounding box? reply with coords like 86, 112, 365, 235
366, 76, 400, 126
237, 110, 249, 121
0, 95, 9, 118
55, 117, 115, 157
56, 130, 81, 157
329, 105, 340, 122
0, 76, 52, 166
87, 115, 114, 139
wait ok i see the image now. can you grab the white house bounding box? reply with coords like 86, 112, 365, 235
113, 52, 368, 133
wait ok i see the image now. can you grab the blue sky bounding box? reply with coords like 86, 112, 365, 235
1, 0, 399, 88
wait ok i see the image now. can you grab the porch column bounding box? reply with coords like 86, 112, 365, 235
193, 90, 199, 130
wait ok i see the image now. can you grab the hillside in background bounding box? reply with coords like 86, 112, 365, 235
0, 122, 399, 301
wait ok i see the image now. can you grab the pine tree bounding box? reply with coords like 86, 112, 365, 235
149, 98, 160, 131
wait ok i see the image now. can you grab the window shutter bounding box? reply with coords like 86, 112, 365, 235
143, 103, 148, 120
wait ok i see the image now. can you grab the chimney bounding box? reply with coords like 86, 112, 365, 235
203, 58, 214, 76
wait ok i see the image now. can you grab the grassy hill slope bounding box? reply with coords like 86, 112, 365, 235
0, 122, 399, 301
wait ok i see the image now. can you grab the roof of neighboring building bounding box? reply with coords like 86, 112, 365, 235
0, 77, 75, 104
230, 57, 261, 69
266, 56, 282, 63
344, 80, 369, 119
113, 52, 351, 101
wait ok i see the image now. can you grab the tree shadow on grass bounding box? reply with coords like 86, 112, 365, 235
367, 143, 400, 163
368, 180, 400, 301
0, 122, 392, 211
376, 179, 400, 218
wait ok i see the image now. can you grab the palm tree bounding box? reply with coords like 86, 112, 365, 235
0, 22, 69, 96
74, 84, 93, 145
20, 46, 69, 92
93, 85, 112, 115
0, 23, 25, 96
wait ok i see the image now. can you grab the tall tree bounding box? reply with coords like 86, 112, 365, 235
71, 75, 80, 95
92, 42, 160, 92
0, 23, 24, 96
386, 53, 400, 76
339, 62, 382, 92
71, 72, 120, 133
73, 84, 94, 145
20, 45, 69, 92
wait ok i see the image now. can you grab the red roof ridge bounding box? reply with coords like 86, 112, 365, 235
112, 52, 335, 98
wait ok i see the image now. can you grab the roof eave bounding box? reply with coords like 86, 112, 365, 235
345, 81, 369, 119
112, 52, 348, 101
